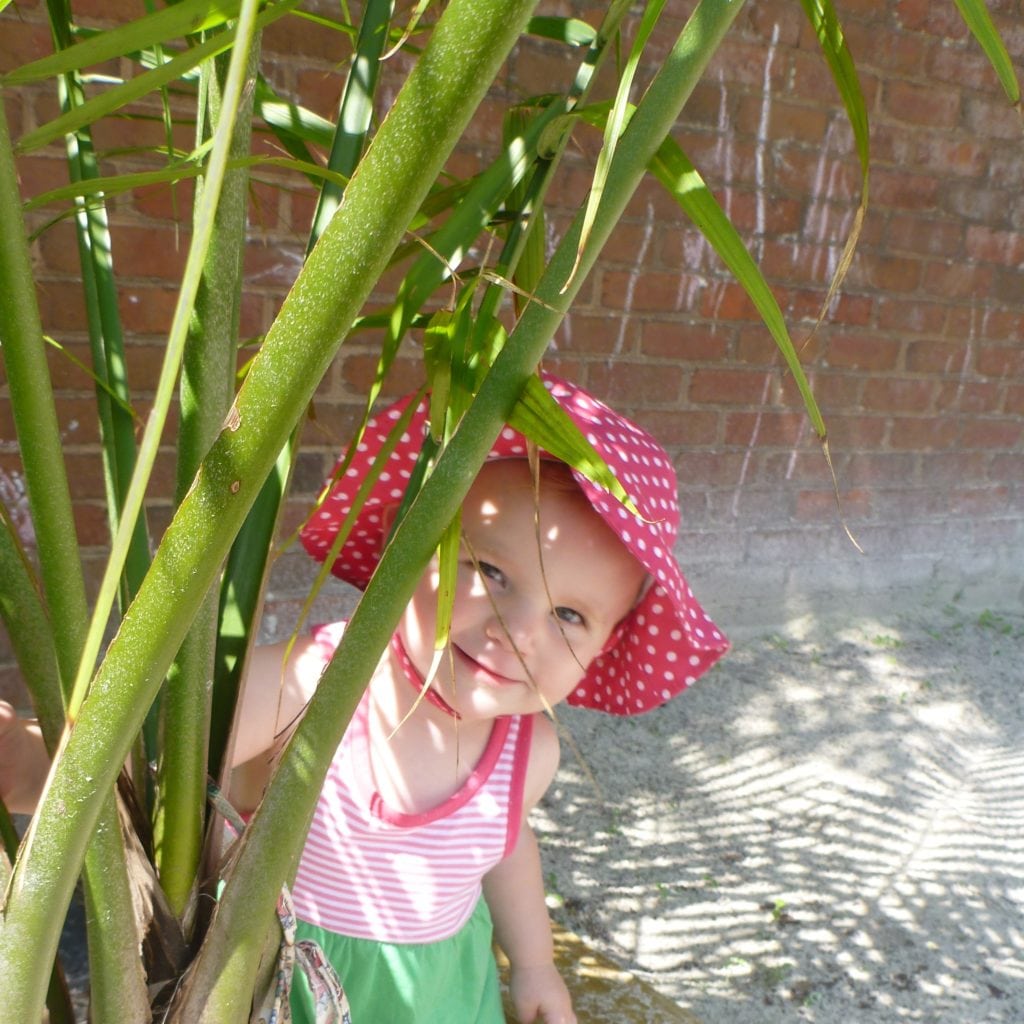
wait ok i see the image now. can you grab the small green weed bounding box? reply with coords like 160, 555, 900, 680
871, 633, 903, 649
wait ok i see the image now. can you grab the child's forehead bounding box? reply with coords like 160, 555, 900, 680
464, 460, 641, 560
463, 458, 580, 510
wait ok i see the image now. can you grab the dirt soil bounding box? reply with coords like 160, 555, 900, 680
535, 604, 1024, 1024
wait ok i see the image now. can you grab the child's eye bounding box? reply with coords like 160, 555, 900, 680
554, 606, 585, 628
476, 561, 507, 588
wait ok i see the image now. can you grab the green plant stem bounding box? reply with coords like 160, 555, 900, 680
308, 0, 393, 252
0, 0, 541, 1019
0, 81, 150, 1023
0, 83, 86, 707
155, 35, 261, 923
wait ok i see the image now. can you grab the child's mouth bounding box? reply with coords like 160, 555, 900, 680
451, 645, 519, 687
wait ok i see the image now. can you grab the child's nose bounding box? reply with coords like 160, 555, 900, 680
486, 600, 541, 653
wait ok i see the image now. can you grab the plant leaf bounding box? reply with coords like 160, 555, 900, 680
14, 0, 300, 154
797, 0, 869, 332
562, 0, 668, 292
951, 0, 1021, 104
3, 0, 244, 86
507, 375, 639, 513
649, 136, 826, 438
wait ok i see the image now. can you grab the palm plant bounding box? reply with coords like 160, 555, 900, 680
0, 1, 1017, 1021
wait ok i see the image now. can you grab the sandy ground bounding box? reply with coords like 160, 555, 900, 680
534, 603, 1024, 1024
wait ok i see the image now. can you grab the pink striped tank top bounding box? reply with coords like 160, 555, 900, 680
290, 624, 534, 944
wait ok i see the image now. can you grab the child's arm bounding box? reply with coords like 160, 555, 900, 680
0, 633, 325, 816
228, 633, 326, 767
482, 716, 576, 1024
0, 701, 50, 815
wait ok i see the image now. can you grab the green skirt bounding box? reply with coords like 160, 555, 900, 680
290, 898, 505, 1024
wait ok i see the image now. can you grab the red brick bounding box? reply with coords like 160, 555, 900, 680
988, 145, 1024, 188
883, 80, 961, 128
133, 179, 197, 222
896, 0, 969, 39
849, 251, 922, 293
964, 95, 1023, 140
823, 292, 874, 328
843, 20, 930, 74
927, 40, 1005, 92
936, 380, 1003, 415
741, 0, 805, 48
920, 451, 990, 484
585, 361, 685, 406
825, 331, 900, 371
699, 281, 760, 322
36, 280, 88, 332
861, 377, 936, 413
845, 452, 919, 485
724, 410, 808, 447
965, 225, 1024, 265
939, 182, 1015, 223
633, 410, 720, 449
262, 11, 353, 65
600, 270, 688, 314
243, 239, 305, 290
340, 354, 425, 400
294, 68, 345, 122
707, 38, 790, 89
888, 416, 959, 450
801, 371, 863, 410
68, 0, 144, 21
976, 344, 1024, 378
921, 261, 994, 300
771, 145, 863, 199
760, 239, 840, 285
989, 453, 1024, 482
117, 285, 178, 337
947, 486, 1012, 517
689, 368, 771, 406
886, 215, 964, 258
560, 313, 636, 355
960, 419, 1022, 449
602, 220, 662, 267
73, 500, 112, 547
796, 487, 871, 523
760, 450, 834, 484
734, 96, 830, 144
641, 322, 728, 362
675, 451, 748, 488
14, 153, 71, 204
877, 297, 946, 334
1005, 384, 1024, 415
871, 169, 942, 212
905, 339, 969, 374
0, 17, 52, 77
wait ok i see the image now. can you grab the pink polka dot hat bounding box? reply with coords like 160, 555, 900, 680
300, 372, 729, 715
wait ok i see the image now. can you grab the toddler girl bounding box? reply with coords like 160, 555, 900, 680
235, 371, 729, 1023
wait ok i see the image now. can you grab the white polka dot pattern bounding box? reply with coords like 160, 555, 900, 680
300, 372, 729, 715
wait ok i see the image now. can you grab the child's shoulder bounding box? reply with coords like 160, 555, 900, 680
522, 712, 561, 812
309, 619, 348, 657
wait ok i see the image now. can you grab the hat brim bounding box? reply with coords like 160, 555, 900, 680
300, 376, 728, 714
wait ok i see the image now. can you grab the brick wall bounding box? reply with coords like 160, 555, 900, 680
1, 0, 1022, 702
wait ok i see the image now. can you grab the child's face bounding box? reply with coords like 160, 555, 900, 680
397, 460, 647, 721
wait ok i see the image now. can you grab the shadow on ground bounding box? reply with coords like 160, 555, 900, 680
537, 607, 1024, 1024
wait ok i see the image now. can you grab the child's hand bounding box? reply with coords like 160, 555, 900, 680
0, 700, 49, 815
508, 962, 576, 1024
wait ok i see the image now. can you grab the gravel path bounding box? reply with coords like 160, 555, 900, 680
536, 605, 1024, 1024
